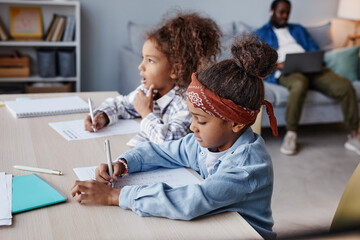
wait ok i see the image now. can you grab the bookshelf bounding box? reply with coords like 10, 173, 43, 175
0, 0, 80, 93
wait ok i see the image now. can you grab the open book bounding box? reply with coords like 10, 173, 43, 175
5, 96, 89, 118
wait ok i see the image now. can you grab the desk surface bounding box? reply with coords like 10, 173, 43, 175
0, 92, 261, 240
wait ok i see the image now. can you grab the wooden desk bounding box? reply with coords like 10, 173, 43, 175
0, 92, 261, 239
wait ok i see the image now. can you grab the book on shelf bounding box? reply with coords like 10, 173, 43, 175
62, 16, 75, 42
56, 16, 66, 41
0, 17, 10, 41
44, 14, 58, 41
44, 15, 67, 42
51, 16, 66, 42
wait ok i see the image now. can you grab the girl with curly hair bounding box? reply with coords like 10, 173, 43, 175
84, 11, 221, 147
73, 35, 278, 239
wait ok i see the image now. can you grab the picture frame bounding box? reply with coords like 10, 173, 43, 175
9, 6, 43, 40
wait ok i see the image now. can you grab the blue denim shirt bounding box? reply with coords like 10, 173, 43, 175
255, 21, 319, 84
118, 127, 276, 239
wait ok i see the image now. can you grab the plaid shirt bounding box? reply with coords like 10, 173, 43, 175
95, 85, 192, 147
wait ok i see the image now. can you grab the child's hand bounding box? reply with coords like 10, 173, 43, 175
95, 161, 125, 184
134, 85, 154, 118
84, 112, 109, 132
71, 180, 121, 205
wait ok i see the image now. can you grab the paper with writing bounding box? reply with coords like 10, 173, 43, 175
73, 166, 201, 188
49, 119, 140, 141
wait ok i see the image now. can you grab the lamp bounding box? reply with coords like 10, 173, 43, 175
337, 0, 360, 47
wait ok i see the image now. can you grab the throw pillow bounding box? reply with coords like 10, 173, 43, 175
218, 21, 256, 61
306, 22, 333, 51
218, 22, 235, 61
324, 45, 360, 82
127, 21, 151, 56
219, 22, 235, 40
234, 21, 256, 35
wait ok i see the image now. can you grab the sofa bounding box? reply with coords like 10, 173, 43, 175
118, 20, 360, 128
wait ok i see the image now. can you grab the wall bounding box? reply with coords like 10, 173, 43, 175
79, 0, 339, 93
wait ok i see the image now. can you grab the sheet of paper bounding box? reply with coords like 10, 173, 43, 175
73, 166, 201, 188
0, 172, 12, 226
49, 119, 140, 141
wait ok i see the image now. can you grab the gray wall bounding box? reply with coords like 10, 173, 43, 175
79, 0, 339, 93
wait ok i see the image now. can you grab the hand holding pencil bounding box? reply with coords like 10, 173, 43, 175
95, 160, 128, 186
71, 139, 127, 206
84, 114, 108, 132
84, 99, 109, 133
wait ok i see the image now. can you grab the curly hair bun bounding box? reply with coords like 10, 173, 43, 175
231, 35, 278, 79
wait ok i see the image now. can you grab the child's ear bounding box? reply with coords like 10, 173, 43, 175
232, 122, 246, 133
170, 68, 177, 80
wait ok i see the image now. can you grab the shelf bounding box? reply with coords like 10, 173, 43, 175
0, 76, 77, 82
0, 0, 81, 92
0, 0, 79, 7
0, 41, 77, 47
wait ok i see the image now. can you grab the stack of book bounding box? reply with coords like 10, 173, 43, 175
44, 14, 75, 42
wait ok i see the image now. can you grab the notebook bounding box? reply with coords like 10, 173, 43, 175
282, 51, 324, 74
4, 96, 89, 118
12, 173, 66, 214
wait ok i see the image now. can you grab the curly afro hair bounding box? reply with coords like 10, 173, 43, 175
146, 10, 221, 90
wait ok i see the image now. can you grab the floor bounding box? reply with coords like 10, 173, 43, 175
261, 123, 360, 239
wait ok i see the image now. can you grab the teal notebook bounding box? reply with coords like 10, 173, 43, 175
12, 173, 67, 214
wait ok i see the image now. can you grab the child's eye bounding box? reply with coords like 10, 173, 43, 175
148, 59, 154, 64
197, 121, 206, 125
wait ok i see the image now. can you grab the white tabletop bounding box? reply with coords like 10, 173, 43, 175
0, 92, 261, 240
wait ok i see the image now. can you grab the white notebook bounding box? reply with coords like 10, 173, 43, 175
5, 96, 89, 118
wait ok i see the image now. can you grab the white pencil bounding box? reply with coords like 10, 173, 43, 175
88, 98, 97, 132
104, 139, 114, 188
13, 165, 63, 175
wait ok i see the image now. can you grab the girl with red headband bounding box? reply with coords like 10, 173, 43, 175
72, 35, 278, 240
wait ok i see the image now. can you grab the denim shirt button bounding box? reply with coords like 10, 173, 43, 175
200, 151, 205, 156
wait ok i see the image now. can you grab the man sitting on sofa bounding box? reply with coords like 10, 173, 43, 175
255, 0, 360, 155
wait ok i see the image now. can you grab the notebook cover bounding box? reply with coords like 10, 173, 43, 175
4, 96, 89, 118
12, 173, 66, 214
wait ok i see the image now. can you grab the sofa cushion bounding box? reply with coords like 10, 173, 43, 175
265, 81, 360, 107
352, 81, 360, 101
218, 21, 257, 60
127, 21, 150, 57
264, 82, 276, 104
219, 21, 235, 39
325, 45, 360, 82
218, 22, 236, 60
305, 22, 333, 51
304, 90, 338, 105
234, 21, 256, 35
264, 82, 288, 107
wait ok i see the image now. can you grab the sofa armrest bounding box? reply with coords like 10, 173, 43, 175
118, 47, 142, 95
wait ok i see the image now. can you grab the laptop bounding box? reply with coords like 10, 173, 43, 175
282, 51, 324, 74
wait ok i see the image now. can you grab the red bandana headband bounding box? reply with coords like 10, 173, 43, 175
186, 73, 278, 137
